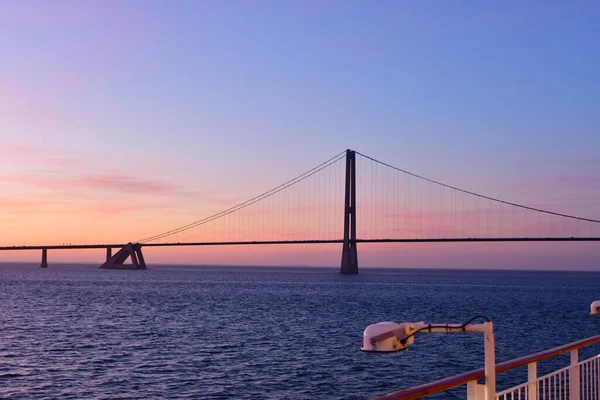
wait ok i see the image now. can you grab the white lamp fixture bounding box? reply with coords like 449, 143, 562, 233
361, 317, 495, 400
590, 301, 600, 315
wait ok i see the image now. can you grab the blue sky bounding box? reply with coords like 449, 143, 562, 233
0, 0, 599, 267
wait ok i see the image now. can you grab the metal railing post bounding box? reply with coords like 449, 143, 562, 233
571, 349, 580, 400
467, 380, 486, 400
527, 362, 538, 400
597, 357, 600, 399
483, 322, 496, 400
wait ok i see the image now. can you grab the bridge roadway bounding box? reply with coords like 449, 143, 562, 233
1, 237, 600, 251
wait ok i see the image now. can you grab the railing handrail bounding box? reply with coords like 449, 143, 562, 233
371, 334, 600, 400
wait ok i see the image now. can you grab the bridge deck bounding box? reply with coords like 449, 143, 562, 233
1, 237, 599, 251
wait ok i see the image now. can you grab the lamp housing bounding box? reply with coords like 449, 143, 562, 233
361, 321, 422, 352
590, 301, 600, 315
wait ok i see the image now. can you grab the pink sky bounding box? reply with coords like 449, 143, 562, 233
1, 1, 599, 270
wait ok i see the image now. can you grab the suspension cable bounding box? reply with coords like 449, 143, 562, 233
355, 151, 600, 225
136, 150, 347, 243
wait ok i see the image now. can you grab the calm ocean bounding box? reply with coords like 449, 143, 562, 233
1, 264, 600, 399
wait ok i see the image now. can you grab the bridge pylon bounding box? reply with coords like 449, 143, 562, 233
100, 242, 146, 270
341, 149, 358, 274
40, 248, 48, 268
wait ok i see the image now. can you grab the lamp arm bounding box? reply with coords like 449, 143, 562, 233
409, 322, 488, 334
368, 322, 489, 347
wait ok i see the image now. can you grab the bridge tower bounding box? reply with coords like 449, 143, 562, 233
341, 149, 358, 274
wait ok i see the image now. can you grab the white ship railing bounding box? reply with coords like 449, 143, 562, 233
371, 335, 600, 400
496, 354, 600, 400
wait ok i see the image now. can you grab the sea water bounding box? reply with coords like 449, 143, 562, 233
1, 264, 600, 399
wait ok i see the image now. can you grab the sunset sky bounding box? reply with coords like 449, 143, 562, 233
1, 1, 599, 269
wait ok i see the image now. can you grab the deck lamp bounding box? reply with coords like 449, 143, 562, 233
361, 317, 495, 400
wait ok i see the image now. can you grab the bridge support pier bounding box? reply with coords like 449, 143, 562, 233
341, 149, 358, 274
100, 243, 146, 270
40, 248, 48, 268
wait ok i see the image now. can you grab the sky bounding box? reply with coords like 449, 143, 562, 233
0, 0, 599, 269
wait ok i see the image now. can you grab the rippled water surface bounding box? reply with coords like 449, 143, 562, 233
2, 264, 600, 399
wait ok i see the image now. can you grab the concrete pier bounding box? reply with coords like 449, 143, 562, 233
136, 247, 146, 268
40, 248, 48, 268
100, 243, 146, 270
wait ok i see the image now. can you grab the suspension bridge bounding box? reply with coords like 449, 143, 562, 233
2, 149, 599, 273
